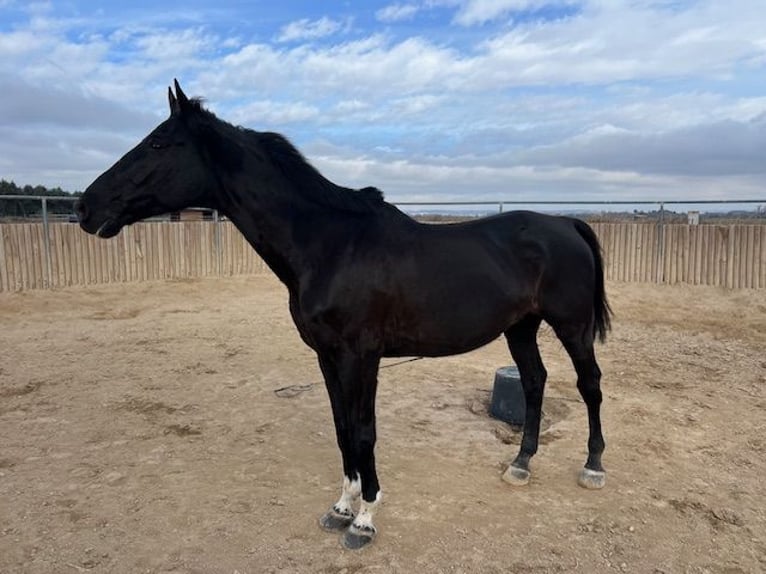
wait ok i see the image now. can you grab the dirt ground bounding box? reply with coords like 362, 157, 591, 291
1, 274, 765, 574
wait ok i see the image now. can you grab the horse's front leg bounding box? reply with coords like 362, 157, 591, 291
317, 355, 359, 532
317, 349, 382, 549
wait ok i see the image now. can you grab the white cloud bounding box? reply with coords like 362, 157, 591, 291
0, 29, 40, 56
0, 75, 154, 130
276, 17, 348, 43
518, 114, 766, 177
229, 100, 320, 127
194, 34, 461, 104
452, 0, 570, 26
376, 3, 420, 23
134, 27, 218, 58
462, 1, 766, 87
334, 99, 370, 113
390, 94, 446, 115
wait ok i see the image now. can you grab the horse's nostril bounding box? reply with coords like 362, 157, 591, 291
74, 200, 88, 221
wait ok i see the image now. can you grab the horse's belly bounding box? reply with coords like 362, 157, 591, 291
382, 298, 522, 358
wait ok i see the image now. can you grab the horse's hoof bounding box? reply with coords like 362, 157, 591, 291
578, 468, 606, 490
341, 523, 376, 550
502, 464, 530, 486
319, 508, 354, 532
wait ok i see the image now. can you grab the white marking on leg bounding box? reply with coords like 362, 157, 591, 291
350, 490, 382, 534
333, 474, 361, 517
578, 467, 606, 490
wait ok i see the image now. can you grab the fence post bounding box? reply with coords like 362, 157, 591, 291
499, 201, 504, 213
656, 202, 665, 284
213, 209, 222, 276
41, 197, 53, 288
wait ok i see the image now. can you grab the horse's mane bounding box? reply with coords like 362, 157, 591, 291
190, 98, 386, 215
257, 131, 386, 214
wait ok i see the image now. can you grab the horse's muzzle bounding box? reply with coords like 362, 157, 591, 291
73, 198, 116, 237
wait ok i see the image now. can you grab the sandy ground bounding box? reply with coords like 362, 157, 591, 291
1, 275, 765, 574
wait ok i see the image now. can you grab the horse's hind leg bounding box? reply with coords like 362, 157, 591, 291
502, 315, 547, 486
554, 322, 607, 489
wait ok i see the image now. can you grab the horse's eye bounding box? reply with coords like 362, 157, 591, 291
150, 142, 165, 149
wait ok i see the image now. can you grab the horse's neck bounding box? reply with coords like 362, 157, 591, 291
216, 184, 339, 290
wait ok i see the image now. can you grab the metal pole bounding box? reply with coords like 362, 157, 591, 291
499, 201, 504, 213
41, 198, 53, 288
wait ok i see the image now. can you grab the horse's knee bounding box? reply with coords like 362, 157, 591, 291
577, 378, 602, 404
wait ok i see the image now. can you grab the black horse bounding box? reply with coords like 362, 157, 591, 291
76, 81, 612, 550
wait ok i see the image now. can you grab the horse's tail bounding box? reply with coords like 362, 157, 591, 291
573, 219, 613, 343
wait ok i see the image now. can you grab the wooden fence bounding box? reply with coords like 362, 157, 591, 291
0, 221, 764, 292
591, 223, 765, 289
0, 222, 265, 291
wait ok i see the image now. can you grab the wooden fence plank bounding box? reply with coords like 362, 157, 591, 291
744, 226, 754, 288
643, 224, 654, 283
760, 226, 766, 289
631, 224, 639, 282
59, 225, 71, 287
21, 225, 33, 289
645, 224, 656, 283
760, 227, 764, 288
727, 226, 736, 289
694, 226, 703, 285
0, 225, 8, 291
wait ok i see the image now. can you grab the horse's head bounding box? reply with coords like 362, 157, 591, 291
76, 80, 220, 238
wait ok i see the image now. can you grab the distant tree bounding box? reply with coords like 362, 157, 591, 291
0, 180, 80, 218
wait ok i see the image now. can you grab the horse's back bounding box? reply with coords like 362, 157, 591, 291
426, 210, 595, 276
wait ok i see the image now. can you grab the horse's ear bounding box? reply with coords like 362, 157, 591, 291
173, 79, 192, 114
168, 86, 179, 116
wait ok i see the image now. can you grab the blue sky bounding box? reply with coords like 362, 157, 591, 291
1, 0, 765, 203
